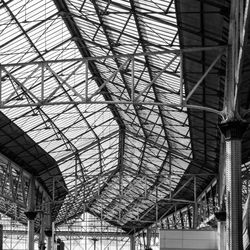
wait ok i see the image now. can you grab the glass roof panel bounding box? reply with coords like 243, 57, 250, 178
0, 0, 119, 195
0, 0, 195, 230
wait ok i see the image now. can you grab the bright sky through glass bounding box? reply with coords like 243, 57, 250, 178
0, 0, 191, 227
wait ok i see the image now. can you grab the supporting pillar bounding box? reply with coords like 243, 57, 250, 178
45, 201, 52, 250
47, 236, 52, 250
45, 227, 52, 250
215, 203, 226, 250
219, 119, 247, 250
130, 235, 135, 250
216, 138, 227, 250
28, 219, 35, 250
39, 212, 45, 250
52, 221, 55, 250
24, 177, 37, 250
145, 228, 152, 250
0, 224, 2, 250
193, 176, 198, 229
25, 211, 37, 250
218, 221, 226, 250
92, 238, 98, 250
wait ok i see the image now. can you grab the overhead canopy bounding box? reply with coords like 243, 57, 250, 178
1, 0, 250, 234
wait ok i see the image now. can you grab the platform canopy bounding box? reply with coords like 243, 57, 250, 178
0, 0, 250, 234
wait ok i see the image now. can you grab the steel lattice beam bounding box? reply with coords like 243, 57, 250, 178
0, 48, 224, 116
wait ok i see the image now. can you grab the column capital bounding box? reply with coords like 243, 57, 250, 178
24, 211, 38, 220
44, 229, 52, 237
219, 119, 248, 140
214, 211, 226, 222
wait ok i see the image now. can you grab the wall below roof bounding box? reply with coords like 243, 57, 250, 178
159, 230, 217, 250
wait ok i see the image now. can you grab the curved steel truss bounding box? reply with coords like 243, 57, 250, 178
1, 0, 250, 240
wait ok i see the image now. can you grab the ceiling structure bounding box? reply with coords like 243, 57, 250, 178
0, 0, 249, 235
0, 111, 67, 227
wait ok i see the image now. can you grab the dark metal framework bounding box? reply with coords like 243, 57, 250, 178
1, 0, 250, 237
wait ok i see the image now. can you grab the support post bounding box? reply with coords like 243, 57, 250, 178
28, 219, 35, 250
218, 221, 226, 250
193, 176, 198, 229
219, 119, 247, 250
0, 224, 2, 250
130, 235, 135, 250
47, 236, 52, 250
39, 212, 45, 250
24, 177, 37, 250
44, 202, 52, 250
215, 136, 227, 249
146, 228, 152, 250
45, 224, 52, 250
52, 221, 55, 250
92, 238, 98, 250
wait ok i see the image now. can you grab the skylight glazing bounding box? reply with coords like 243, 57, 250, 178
0, 0, 193, 230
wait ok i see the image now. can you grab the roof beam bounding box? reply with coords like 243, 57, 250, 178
52, 0, 125, 129
128, 0, 179, 151
89, 0, 148, 138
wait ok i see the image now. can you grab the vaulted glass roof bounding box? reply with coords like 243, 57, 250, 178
0, 0, 228, 233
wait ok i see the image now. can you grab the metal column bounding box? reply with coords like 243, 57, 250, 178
145, 228, 152, 250
219, 120, 247, 250
218, 221, 226, 250
0, 224, 2, 250
28, 220, 35, 250
24, 177, 37, 250
45, 227, 52, 250
93, 238, 98, 250
130, 235, 135, 250
52, 221, 55, 250
193, 176, 198, 229
219, 0, 248, 248
45, 200, 52, 250
47, 237, 52, 250
39, 212, 45, 250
